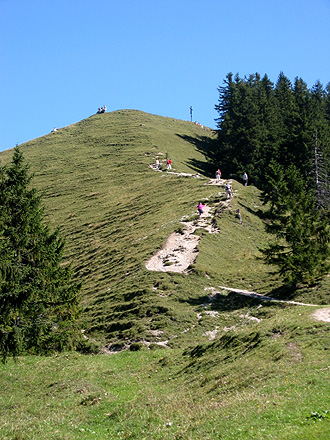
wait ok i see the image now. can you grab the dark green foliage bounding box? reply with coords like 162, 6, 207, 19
261, 162, 330, 286
215, 72, 279, 186
214, 72, 330, 188
0, 148, 81, 361
215, 72, 330, 286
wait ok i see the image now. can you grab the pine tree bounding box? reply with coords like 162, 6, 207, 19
313, 133, 330, 208
291, 77, 313, 173
215, 73, 256, 182
215, 73, 278, 186
273, 72, 296, 168
261, 163, 330, 286
0, 148, 81, 361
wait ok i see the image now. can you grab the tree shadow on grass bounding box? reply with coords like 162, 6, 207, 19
186, 158, 215, 177
267, 283, 304, 300
178, 290, 270, 313
178, 281, 302, 313
238, 201, 266, 220
176, 134, 217, 177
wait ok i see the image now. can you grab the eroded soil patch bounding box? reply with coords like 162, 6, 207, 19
145, 205, 218, 273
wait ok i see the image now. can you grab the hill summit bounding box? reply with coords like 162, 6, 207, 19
1, 109, 328, 350
2, 110, 330, 440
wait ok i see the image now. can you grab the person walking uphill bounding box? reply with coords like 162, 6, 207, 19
242, 172, 248, 186
225, 182, 232, 199
236, 208, 243, 225
215, 169, 221, 183
197, 202, 205, 218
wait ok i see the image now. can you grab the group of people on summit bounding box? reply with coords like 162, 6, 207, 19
97, 105, 107, 114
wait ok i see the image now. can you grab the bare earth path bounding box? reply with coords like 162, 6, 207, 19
145, 167, 330, 322
311, 307, 330, 322
212, 286, 330, 323
145, 204, 219, 273
146, 163, 227, 273
216, 285, 319, 307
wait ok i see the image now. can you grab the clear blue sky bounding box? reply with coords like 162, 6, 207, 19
1, 0, 330, 152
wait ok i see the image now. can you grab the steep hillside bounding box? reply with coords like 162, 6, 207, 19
1, 110, 329, 350
1, 110, 330, 439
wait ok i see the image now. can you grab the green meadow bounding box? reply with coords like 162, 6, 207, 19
0, 110, 329, 439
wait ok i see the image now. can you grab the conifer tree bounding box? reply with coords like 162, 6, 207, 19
261, 162, 330, 286
325, 83, 330, 121
215, 72, 278, 186
215, 72, 330, 188
0, 148, 81, 361
290, 77, 313, 172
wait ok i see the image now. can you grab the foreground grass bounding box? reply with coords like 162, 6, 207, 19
1, 302, 330, 440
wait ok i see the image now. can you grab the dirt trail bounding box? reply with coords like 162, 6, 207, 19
146, 163, 229, 273
208, 286, 330, 323
311, 307, 330, 322
145, 204, 220, 273
146, 165, 330, 322
216, 286, 319, 306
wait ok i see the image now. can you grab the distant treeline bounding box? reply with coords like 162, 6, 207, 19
214, 72, 330, 187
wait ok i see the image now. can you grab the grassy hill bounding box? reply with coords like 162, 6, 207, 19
0, 110, 330, 439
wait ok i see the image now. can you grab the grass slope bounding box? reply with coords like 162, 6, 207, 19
1, 308, 330, 439
1, 110, 330, 439
1, 110, 222, 343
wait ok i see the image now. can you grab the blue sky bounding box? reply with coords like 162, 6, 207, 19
1, 0, 330, 152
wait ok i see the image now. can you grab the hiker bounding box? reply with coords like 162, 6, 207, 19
215, 169, 221, 183
242, 172, 248, 186
155, 158, 160, 170
225, 183, 233, 199
236, 209, 243, 224
197, 202, 204, 218
167, 159, 172, 170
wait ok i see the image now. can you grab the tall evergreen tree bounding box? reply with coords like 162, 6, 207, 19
0, 148, 81, 361
310, 81, 330, 156
273, 72, 296, 167
313, 133, 330, 208
214, 72, 330, 188
325, 82, 330, 122
215, 73, 282, 186
309, 82, 330, 208
249, 73, 279, 182
215, 72, 241, 177
290, 77, 313, 173
261, 162, 330, 286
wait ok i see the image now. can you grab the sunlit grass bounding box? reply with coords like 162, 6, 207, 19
0, 110, 329, 439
